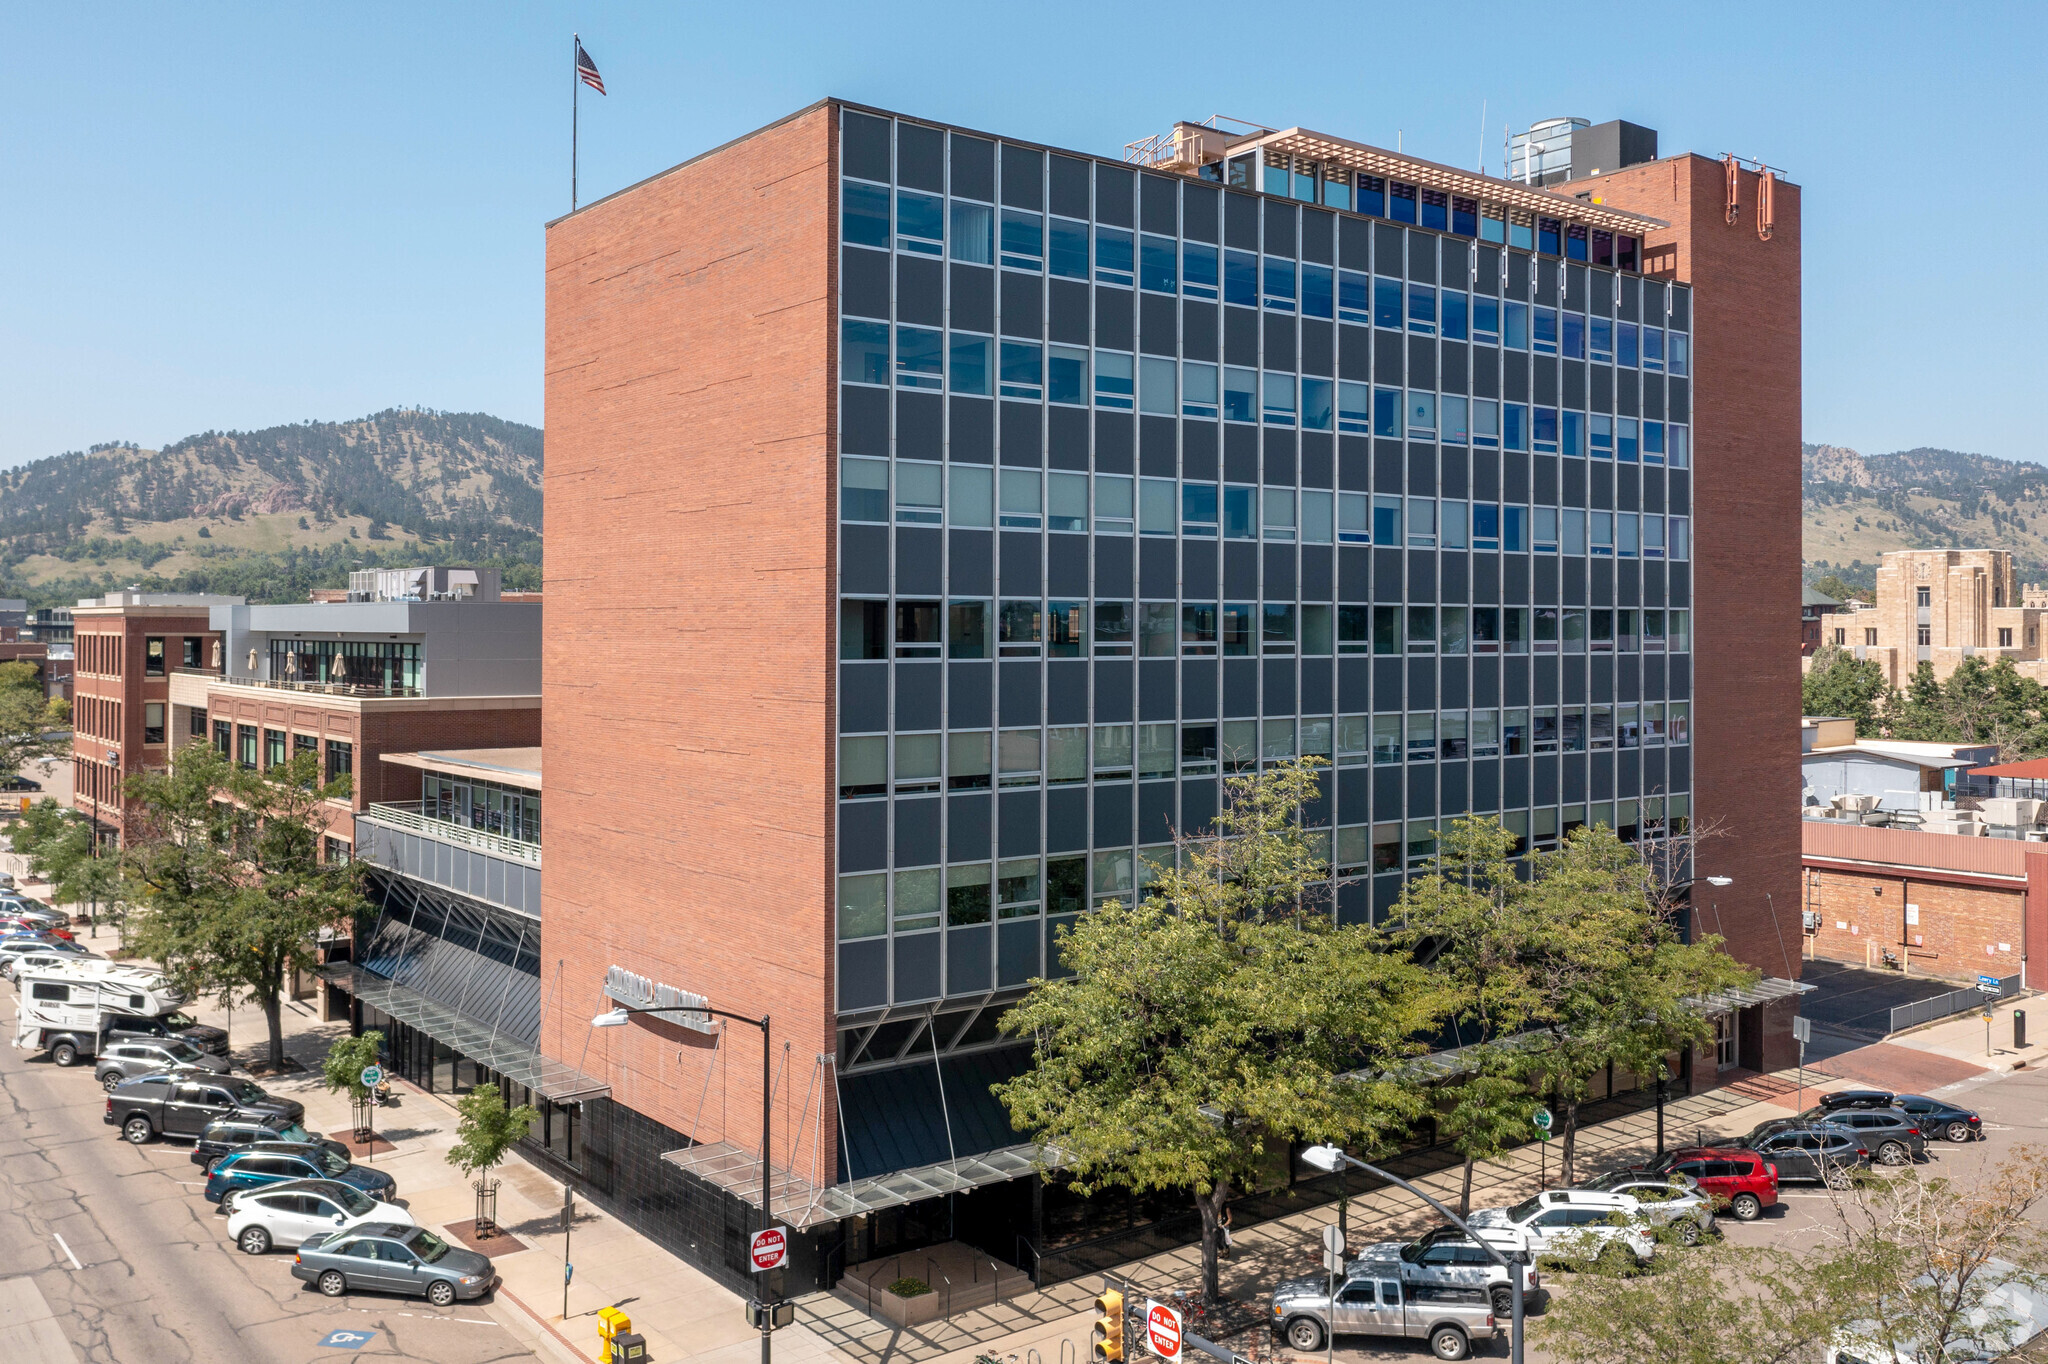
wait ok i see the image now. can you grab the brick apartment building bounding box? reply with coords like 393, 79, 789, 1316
70, 592, 237, 842
1827, 548, 2048, 686
509, 100, 1807, 1294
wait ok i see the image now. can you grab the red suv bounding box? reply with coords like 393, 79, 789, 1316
1640, 1146, 1779, 1221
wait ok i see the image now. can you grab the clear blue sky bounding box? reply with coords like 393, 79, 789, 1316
3, 1, 2042, 470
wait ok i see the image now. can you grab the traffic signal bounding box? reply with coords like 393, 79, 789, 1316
1092, 1288, 1124, 1362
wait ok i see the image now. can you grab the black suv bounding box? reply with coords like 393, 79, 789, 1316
104, 1012, 231, 1058
1739, 1124, 1872, 1186
1813, 1108, 1928, 1165
191, 1117, 346, 1170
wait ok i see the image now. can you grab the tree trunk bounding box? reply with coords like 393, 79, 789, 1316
262, 993, 285, 1071
1559, 1098, 1581, 1187
1459, 1157, 1475, 1216
1194, 1177, 1232, 1303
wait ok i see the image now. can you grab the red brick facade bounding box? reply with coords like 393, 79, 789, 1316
70, 606, 220, 841
541, 103, 839, 1183
1584, 156, 1805, 1066
1803, 866, 2023, 984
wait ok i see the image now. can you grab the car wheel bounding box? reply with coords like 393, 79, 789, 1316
1878, 1141, 1908, 1166
318, 1270, 347, 1297
1946, 1121, 1973, 1143
1730, 1193, 1762, 1221
1429, 1325, 1470, 1361
1826, 1167, 1854, 1190
238, 1226, 272, 1255
51, 1043, 78, 1067
427, 1280, 457, 1308
1676, 1218, 1702, 1246
100, 1072, 122, 1092
1286, 1317, 1325, 1352
1491, 1286, 1513, 1319
122, 1116, 153, 1144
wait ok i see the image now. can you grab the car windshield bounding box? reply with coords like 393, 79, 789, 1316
321, 1152, 351, 1177
230, 1081, 267, 1103
409, 1229, 453, 1263
166, 1013, 200, 1029
1504, 1196, 1544, 1223
332, 1185, 377, 1216
165, 1041, 201, 1061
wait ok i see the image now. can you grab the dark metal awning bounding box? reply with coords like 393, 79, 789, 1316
323, 964, 610, 1103
660, 1139, 1057, 1230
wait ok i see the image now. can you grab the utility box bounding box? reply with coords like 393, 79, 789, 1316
597, 1306, 633, 1363
611, 1331, 647, 1363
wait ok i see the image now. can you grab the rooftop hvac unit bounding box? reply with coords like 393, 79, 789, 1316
1832, 793, 1881, 814
1980, 797, 2045, 827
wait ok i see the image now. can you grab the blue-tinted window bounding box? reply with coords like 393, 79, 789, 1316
1262, 372, 1296, 427
1503, 301, 1529, 350
1262, 256, 1296, 313
1590, 413, 1613, 456
1452, 197, 1478, 237
1096, 227, 1134, 287
1372, 387, 1402, 438
1643, 421, 1666, 466
951, 201, 992, 265
1441, 291, 1467, 341
1669, 334, 1690, 376
1617, 418, 1639, 464
1337, 381, 1369, 434
1562, 313, 1585, 359
1590, 316, 1613, 361
1048, 217, 1087, 279
1292, 168, 1316, 202
1420, 190, 1448, 232
1302, 264, 1333, 320
1262, 160, 1289, 196
1538, 218, 1561, 255
843, 181, 889, 249
1533, 306, 1558, 355
1503, 506, 1526, 552
842, 319, 890, 385
1096, 351, 1134, 410
1373, 277, 1402, 329
1356, 175, 1385, 217
1337, 270, 1369, 325
897, 190, 944, 255
1323, 178, 1351, 212
1480, 213, 1505, 244
1566, 224, 1588, 261
1472, 296, 1500, 341
1140, 235, 1177, 294
1223, 367, 1256, 423
896, 325, 943, 390
999, 341, 1042, 400
1183, 243, 1219, 300
1372, 495, 1401, 543
1183, 483, 1219, 535
1617, 322, 1639, 368
1503, 403, 1528, 452
1643, 328, 1665, 372
841, 458, 888, 522
1407, 284, 1436, 335
1048, 345, 1088, 405
1509, 218, 1534, 251
1002, 209, 1044, 271
1223, 485, 1255, 539
1562, 410, 1584, 457
1389, 182, 1417, 224
1301, 377, 1333, 432
951, 335, 991, 395
1223, 250, 1258, 308
1533, 407, 1558, 452
1472, 503, 1500, 549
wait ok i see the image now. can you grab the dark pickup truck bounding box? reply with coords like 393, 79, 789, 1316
105, 1074, 305, 1144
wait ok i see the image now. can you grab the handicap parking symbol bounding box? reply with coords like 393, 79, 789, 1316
319, 1328, 378, 1350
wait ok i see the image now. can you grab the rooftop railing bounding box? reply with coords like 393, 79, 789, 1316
362, 800, 541, 865
188, 671, 421, 699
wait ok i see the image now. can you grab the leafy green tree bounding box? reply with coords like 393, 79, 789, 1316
0, 659, 70, 779
5, 799, 122, 936
1808, 572, 1869, 605
1800, 645, 1891, 737
448, 1084, 540, 1185
1511, 827, 1755, 1186
1884, 656, 2048, 759
1533, 1241, 1835, 1363
996, 760, 1451, 1301
122, 742, 364, 1070
323, 1030, 386, 1103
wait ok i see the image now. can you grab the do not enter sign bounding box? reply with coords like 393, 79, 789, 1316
1144, 1300, 1183, 1361
749, 1227, 789, 1272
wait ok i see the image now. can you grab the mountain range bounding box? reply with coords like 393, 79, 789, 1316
0, 410, 542, 607
1804, 442, 2048, 593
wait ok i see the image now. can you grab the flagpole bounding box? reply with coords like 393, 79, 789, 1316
571, 32, 580, 212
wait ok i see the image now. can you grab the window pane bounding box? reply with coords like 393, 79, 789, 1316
948, 731, 991, 790
950, 334, 990, 395
950, 200, 992, 264
949, 465, 993, 528
841, 319, 890, 385
840, 458, 888, 522
1139, 356, 1176, 415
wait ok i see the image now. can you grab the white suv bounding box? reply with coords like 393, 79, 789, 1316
226, 1180, 415, 1254
1467, 1190, 1656, 1267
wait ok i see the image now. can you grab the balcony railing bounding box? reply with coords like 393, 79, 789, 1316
191, 672, 422, 699
362, 801, 541, 865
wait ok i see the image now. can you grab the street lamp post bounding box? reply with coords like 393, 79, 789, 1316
592, 1003, 776, 1364
1302, 1145, 1529, 1364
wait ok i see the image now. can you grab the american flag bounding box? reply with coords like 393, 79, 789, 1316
576, 41, 605, 95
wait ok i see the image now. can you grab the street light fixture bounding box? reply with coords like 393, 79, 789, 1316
590, 1002, 778, 1364
1301, 1144, 1529, 1364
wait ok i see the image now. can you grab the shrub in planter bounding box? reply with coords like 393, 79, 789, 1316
888, 1277, 932, 1298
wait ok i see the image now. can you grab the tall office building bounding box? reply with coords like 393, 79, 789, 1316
541, 101, 1803, 1291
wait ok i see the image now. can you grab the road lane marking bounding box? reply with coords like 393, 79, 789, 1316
51, 1234, 81, 1270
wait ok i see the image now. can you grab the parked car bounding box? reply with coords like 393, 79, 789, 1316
290, 1224, 494, 1306
1570, 1171, 1718, 1243
1812, 1107, 1928, 1166
205, 1146, 396, 1205
1270, 1263, 1499, 1360
191, 1117, 336, 1169
219, 1177, 386, 1216
105, 1073, 294, 1142
226, 1181, 414, 1254
6, 944, 102, 983
0, 934, 90, 978
1810, 1088, 1895, 1113
1359, 1226, 1546, 1321
0, 900, 68, 931
1637, 1147, 1780, 1220
0, 914, 70, 940
93, 1038, 231, 1087
103, 1012, 231, 1058
1736, 1125, 1873, 1187
1468, 1190, 1658, 1268
1892, 1094, 1983, 1144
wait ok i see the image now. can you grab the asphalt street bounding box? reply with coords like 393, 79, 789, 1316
0, 1010, 543, 1364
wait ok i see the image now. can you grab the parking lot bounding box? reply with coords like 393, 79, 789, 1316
0, 976, 545, 1364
